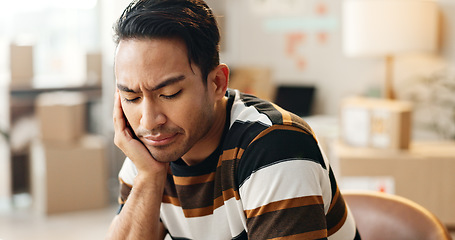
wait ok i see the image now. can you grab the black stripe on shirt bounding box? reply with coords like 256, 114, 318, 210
237, 126, 326, 187
246, 196, 327, 239
232, 230, 248, 240
237, 90, 314, 137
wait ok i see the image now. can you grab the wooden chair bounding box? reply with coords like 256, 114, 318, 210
343, 191, 452, 240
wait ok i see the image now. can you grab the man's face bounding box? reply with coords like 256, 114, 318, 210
115, 38, 216, 163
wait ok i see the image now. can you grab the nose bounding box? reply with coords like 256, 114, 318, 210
140, 98, 166, 130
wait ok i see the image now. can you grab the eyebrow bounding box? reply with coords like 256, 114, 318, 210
117, 75, 186, 93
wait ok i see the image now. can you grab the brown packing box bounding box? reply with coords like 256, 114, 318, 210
31, 135, 107, 215
340, 96, 412, 149
229, 67, 275, 101
10, 44, 34, 88
36, 92, 86, 143
86, 52, 102, 85
336, 141, 455, 226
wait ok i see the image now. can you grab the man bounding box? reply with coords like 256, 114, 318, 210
107, 0, 359, 239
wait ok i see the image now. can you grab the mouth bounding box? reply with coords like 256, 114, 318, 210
141, 133, 179, 147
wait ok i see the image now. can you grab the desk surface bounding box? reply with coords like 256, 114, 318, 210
336, 141, 455, 160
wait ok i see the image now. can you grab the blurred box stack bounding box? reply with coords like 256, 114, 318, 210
36, 92, 86, 143
31, 91, 107, 215
10, 43, 34, 88
337, 141, 455, 225
340, 96, 412, 150
86, 52, 103, 86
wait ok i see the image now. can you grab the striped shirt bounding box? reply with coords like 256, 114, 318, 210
118, 89, 359, 239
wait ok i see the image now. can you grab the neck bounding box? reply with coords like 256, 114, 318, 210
181, 97, 228, 166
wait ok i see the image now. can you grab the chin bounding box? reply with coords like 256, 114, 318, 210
153, 156, 179, 163
146, 146, 185, 163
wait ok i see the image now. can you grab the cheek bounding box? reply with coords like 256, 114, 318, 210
182, 97, 213, 128
166, 99, 202, 127
165, 103, 189, 125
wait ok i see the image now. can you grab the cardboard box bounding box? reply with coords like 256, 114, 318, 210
31, 135, 107, 215
10, 44, 34, 88
229, 67, 275, 101
86, 52, 102, 85
336, 141, 455, 226
340, 97, 412, 149
36, 92, 86, 143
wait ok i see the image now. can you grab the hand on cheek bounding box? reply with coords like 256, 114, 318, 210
113, 89, 169, 179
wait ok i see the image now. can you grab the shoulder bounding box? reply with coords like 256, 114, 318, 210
225, 89, 326, 183
227, 89, 315, 139
226, 89, 321, 163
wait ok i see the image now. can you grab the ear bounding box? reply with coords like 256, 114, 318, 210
208, 64, 229, 100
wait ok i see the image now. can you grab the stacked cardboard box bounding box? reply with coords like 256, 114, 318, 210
86, 52, 103, 86
229, 67, 275, 101
10, 44, 34, 88
340, 96, 412, 150
32, 92, 107, 215
36, 92, 86, 143
336, 141, 455, 226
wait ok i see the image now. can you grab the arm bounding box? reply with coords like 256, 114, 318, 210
106, 90, 168, 240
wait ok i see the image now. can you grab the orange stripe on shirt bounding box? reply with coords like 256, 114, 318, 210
245, 195, 323, 219
217, 148, 245, 167
271, 103, 293, 125
248, 125, 312, 147
269, 229, 328, 240
173, 172, 215, 186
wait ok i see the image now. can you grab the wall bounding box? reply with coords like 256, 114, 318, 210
210, 0, 455, 115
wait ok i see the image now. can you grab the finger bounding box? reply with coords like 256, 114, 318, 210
113, 89, 127, 131
113, 90, 138, 150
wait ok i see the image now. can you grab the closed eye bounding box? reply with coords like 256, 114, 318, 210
161, 90, 182, 100
123, 97, 141, 103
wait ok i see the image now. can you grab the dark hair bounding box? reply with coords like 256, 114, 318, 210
114, 0, 220, 82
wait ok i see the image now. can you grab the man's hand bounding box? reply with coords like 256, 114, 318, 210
107, 89, 168, 240
113, 89, 169, 179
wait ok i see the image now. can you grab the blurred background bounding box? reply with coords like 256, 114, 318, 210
0, 0, 454, 239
